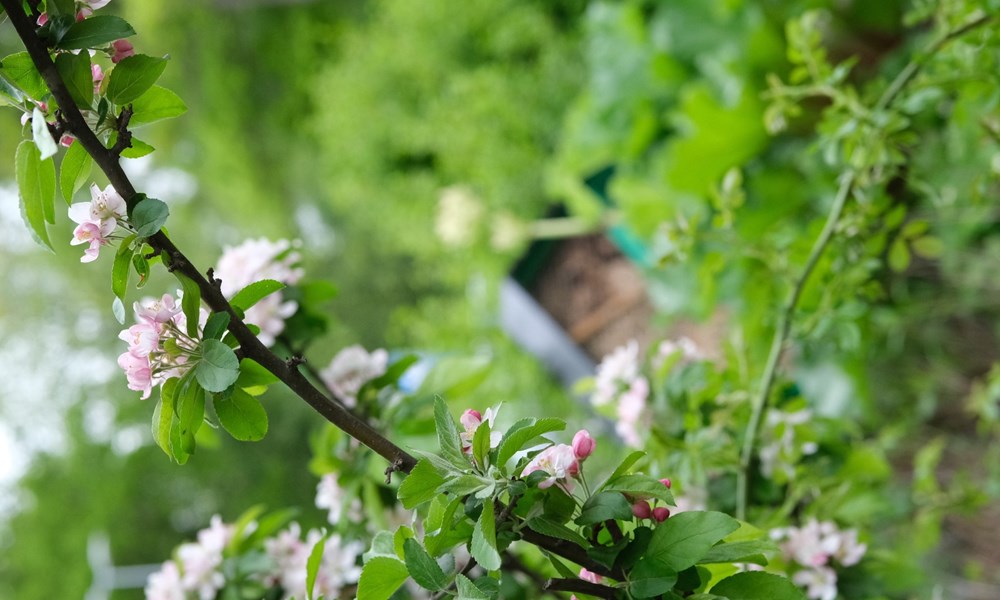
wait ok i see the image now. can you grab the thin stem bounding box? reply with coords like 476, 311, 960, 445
735, 172, 854, 520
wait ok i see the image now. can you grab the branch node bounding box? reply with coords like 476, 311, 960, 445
286, 355, 306, 369
110, 105, 134, 158
384, 458, 405, 485
207, 268, 223, 291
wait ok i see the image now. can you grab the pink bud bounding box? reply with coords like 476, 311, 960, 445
77, 8, 93, 21
111, 39, 135, 64
632, 500, 652, 519
653, 507, 671, 522
37, 12, 49, 26
572, 429, 596, 460
60, 135, 75, 147
459, 409, 482, 431
579, 568, 601, 584
660, 478, 671, 489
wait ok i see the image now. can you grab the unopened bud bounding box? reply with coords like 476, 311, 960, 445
653, 506, 671, 522
572, 429, 595, 461
632, 500, 652, 519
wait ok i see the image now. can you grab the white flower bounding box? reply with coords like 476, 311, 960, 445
521, 444, 579, 491
593, 341, 642, 406
652, 337, 701, 370
175, 515, 233, 600
319, 345, 388, 407
435, 185, 483, 247
265, 525, 363, 600
214, 238, 304, 346
793, 566, 838, 600
145, 560, 184, 600
315, 473, 362, 525
615, 378, 648, 448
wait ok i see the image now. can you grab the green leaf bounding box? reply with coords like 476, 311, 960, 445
60, 140, 92, 204
888, 238, 910, 272
120, 137, 155, 159
1, 52, 48, 101
403, 538, 449, 591
175, 374, 206, 456
175, 272, 201, 337
576, 491, 633, 526
699, 540, 777, 566
106, 54, 167, 105
235, 358, 279, 395
230, 279, 286, 312
418, 355, 491, 397
214, 388, 268, 441
132, 252, 150, 288
152, 377, 179, 458
496, 418, 565, 468
129, 85, 187, 125
603, 474, 674, 505
632, 511, 741, 594
472, 420, 492, 468
54, 51, 93, 108
605, 450, 646, 483
112, 236, 135, 300
57, 16, 135, 51
455, 575, 491, 600
911, 235, 944, 258
111, 296, 125, 324
709, 572, 806, 599
195, 339, 240, 393
434, 396, 469, 469
398, 459, 446, 509
31, 106, 58, 161
305, 531, 328, 600
131, 196, 169, 238
357, 557, 409, 600
203, 312, 230, 341
526, 516, 590, 547
471, 501, 501, 571
438, 474, 491, 497
0, 72, 25, 106
15, 140, 55, 250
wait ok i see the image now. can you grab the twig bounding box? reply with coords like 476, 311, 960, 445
544, 577, 618, 599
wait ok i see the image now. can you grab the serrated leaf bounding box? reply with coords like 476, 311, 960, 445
496, 417, 565, 468
112, 237, 135, 300
398, 459, 446, 509
403, 538, 449, 591
203, 312, 230, 341
131, 196, 169, 238
57, 16, 135, 51
175, 272, 201, 337
195, 338, 240, 393
1, 52, 48, 100
120, 137, 154, 159
305, 531, 328, 600
106, 54, 167, 105
526, 517, 590, 547
129, 85, 187, 125
60, 140, 92, 204
455, 575, 490, 600
230, 279, 286, 312
575, 491, 633, 526
214, 388, 268, 441
709, 572, 806, 599
31, 107, 58, 161
470, 501, 501, 571
15, 140, 55, 250
357, 557, 408, 600
603, 474, 674, 505
472, 420, 491, 468
54, 51, 93, 108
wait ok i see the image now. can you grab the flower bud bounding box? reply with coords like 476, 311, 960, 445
653, 506, 671, 522
632, 500, 652, 519
579, 568, 601, 584
459, 409, 482, 431
111, 39, 135, 64
572, 429, 596, 461
660, 478, 671, 489
37, 13, 49, 26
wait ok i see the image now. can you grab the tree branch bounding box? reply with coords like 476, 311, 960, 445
544, 577, 618, 599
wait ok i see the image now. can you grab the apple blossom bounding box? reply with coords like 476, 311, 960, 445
572, 429, 595, 460
111, 39, 135, 63
459, 405, 502, 453
135, 294, 182, 324
88, 183, 126, 222
579, 568, 602, 584
653, 506, 671, 522
319, 345, 388, 407
144, 560, 184, 600
70, 218, 116, 262
521, 444, 579, 490
315, 472, 361, 525
117, 350, 153, 399
792, 566, 838, 600
592, 341, 650, 448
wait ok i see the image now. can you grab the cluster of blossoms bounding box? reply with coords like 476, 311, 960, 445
214, 238, 304, 347
145, 516, 363, 600
315, 472, 362, 526
770, 519, 867, 600
319, 344, 388, 408
629, 477, 673, 523
591, 340, 649, 447
68, 184, 127, 262
521, 429, 595, 492
118, 293, 200, 399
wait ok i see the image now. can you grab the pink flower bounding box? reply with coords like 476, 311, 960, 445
111, 39, 134, 63
117, 351, 153, 399
36, 13, 48, 26
632, 500, 652, 519
135, 294, 182, 324
60, 135, 75, 147
144, 560, 184, 600
660, 478, 672, 489
653, 507, 671, 522
70, 219, 116, 262
459, 406, 502, 454
118, 322, 160, 357
83, 0, 113, 9
521, 444, 579, 491
92, 63, 104, 94
579, 568, 601, 584
88, 183, 126, 222
572, 429, 595, 460
793, 566, 838, 600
